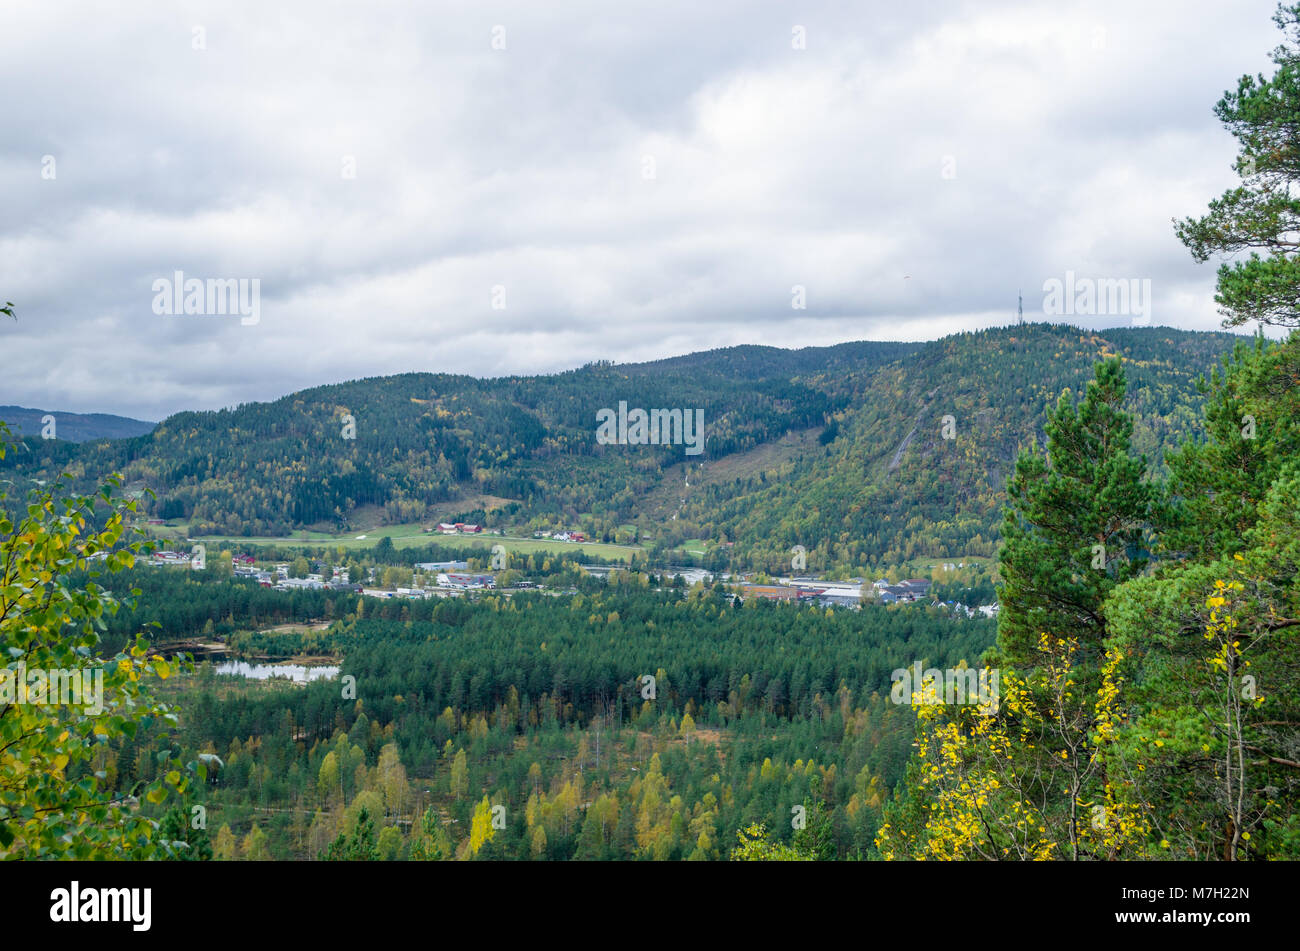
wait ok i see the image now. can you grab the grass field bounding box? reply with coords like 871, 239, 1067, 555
182, 521, 644, 562
677, 538, 710, 556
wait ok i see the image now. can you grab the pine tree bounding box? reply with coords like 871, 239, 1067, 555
995, 358, 1155, 668
1162, 337, 1300, 560
1175, 2, 1300, 329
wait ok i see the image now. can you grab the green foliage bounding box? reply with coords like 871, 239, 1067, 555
117, 581, 989, 860
2, 328, 1233, 572
0, 425, 193, 858
885, 337, 1300, 860
159, 805, 213, 861
1162, 335, 1300, 559
1175, 3, 1300, 329
995, 358, 1156, 667
3, 345, 886, 538
672, 325, 1235, 570
730, 823, 816, 861
320, 805, 379, 860
1103, 338, 1300, 860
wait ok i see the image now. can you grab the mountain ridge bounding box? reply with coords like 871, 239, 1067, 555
0, 405, 156, 443
0, 324, 1249, 569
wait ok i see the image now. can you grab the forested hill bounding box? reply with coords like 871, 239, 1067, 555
0, 325, 1243, 565
0, 405, 155, 443
681, 324, 1247, 569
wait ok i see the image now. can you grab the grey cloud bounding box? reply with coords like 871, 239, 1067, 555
0, 0, 1278, 419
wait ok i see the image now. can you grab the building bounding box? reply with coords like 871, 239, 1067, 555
663, 566, 713, 585
150, 551, 193, 568
415, 561, 469, 572
277, 577, 325, 590
438, 572, 496, 589
739, 584, 800, 603
436, 522, 482, 534
785, 579, 861, 599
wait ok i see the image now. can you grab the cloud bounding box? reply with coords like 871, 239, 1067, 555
0, 0, 1279, 419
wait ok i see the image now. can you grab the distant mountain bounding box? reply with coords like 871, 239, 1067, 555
0, 405, 156, 443
675, 324, 1245, 570
0, 325, 1247, 568
0, 341, 917, 534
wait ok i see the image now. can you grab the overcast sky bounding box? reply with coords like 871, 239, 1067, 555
0, 0, 1283, 420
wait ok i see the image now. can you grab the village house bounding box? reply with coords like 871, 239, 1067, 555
879, 585, 915, 603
